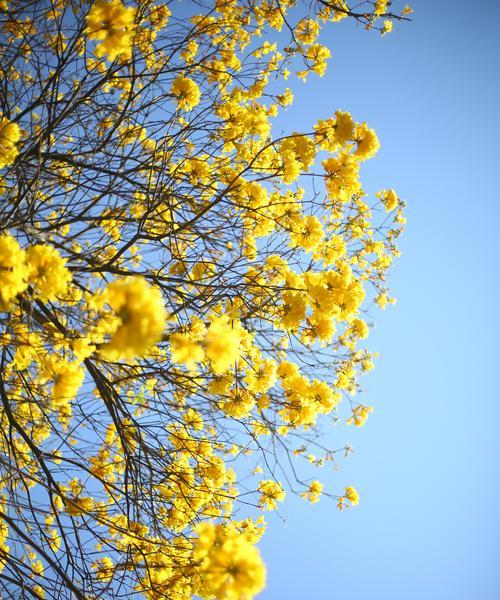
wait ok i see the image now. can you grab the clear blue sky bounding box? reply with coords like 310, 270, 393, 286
259, 1, 500, 599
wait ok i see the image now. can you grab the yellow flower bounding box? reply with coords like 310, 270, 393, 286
170, 332, 204, 369
353, 123, 380, 161
280, 291, 306, 330
334, 110, 355, 144
42, 356, 85, 405
72, 337, 96, 360
65, 496, 94, 517
308, 313, 336, 343
0, 116, 21, 168
378, 188, 399, 212
183, 408, 204, 430
301, 480, 323, 503
347, 404, 374, 427
204, 315, 243, 375
350, 317, 369, 339
85, 0, 135, 62
312, 235, 346, 266
92, 556, 114, 581
0, 234, 27, 306
99, 277, 166, 360
219, 388, 255, 419
305, 43, 331, 76
26, 244, 72, 302
290, 215, 324, 251
47, 528, 61, 553
276, 87, 294, 106
193, 522, 266, 600
180, 39, 198, 63
323, 152, 361, 202
171, 76, 201, 111
310, 379, 339, 413
345, 485, 359, 505
244, 359, 277, 394
374, 0, 388, 15
295, 18, 320, 45
258, 480, 286, 510
315, 110, 355, 151
279, 135, 316, 182
381, 20, 393, 35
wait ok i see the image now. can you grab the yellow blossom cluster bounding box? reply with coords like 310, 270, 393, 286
301, 480, 324, 503
25, 244, 72, 302
378, 188, 400, 212
338, 485, 360, 510
258, 480, 286, 510
170, 314, 244, 375
97, 276, 167, 360
85, 0, 135, 61
193, 522, 266, 600
171, 76, 201, 111
0, 234, 27, 307
0, 234, 72, 307
0, 116, 20, 168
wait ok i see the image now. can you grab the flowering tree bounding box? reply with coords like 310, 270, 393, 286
0, 0, 410, 598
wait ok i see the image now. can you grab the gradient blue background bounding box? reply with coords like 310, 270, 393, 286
259, 1, 500, 598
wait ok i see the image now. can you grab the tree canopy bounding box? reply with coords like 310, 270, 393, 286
0, 0, 409, 598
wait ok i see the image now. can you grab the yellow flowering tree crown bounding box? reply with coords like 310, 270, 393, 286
0, 0, 410, 597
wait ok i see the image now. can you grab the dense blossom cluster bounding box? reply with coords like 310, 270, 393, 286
97, 276, 167, 360
0, 0, 409, 598
0, 116, 20, 169
85, 0, 136, 61
193, 523, 266, 600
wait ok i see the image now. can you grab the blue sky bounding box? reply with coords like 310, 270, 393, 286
259, 1, 500, 599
